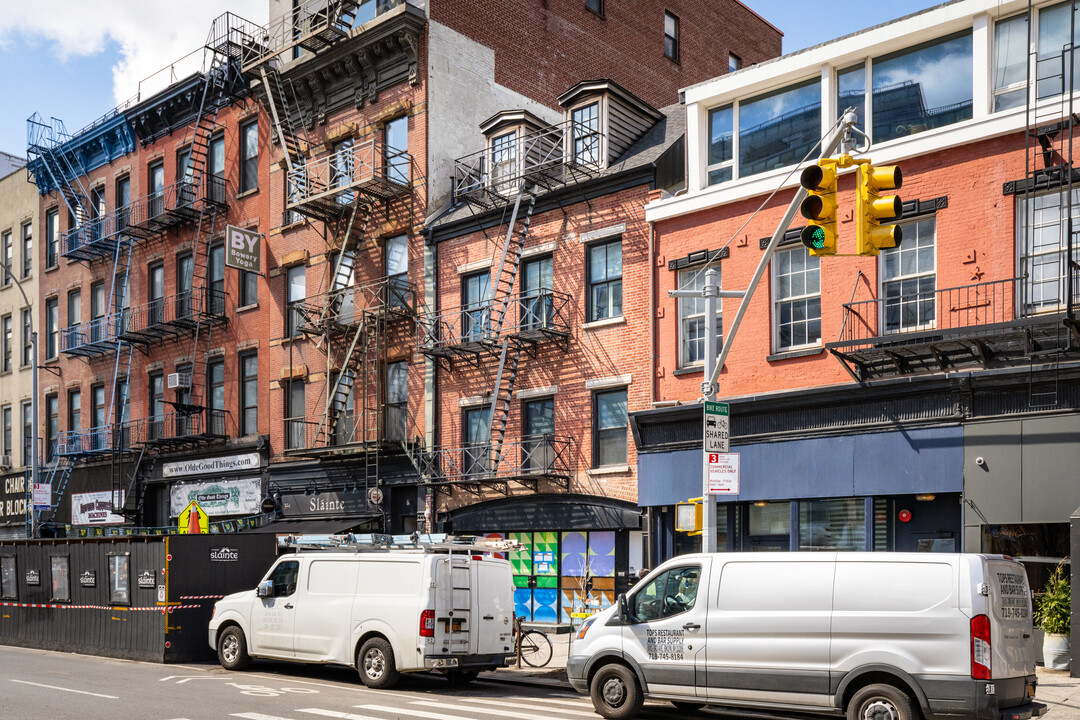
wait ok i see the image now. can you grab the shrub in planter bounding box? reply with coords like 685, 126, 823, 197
1034, 559, 1071, 671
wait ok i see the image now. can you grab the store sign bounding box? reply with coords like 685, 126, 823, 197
71, 491, 126, 525
210, 546, 240, 562
137, 570, 156, 589
26, 569, 40, 586
225, 225, 262, 273
279, 491, 373, 518
162, 453, 260, 479
169, 477, 261, 517
0, 474, 28, 523
80, 570, 96, 588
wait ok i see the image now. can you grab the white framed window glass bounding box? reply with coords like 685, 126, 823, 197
1037, 1, 1080, 98
881, 216, 936, 333
1017, 189, 1080, 313
773, 247, 821, 351
993, 13, 1029, 111
837, 64, 866, 133
108, 554, 130, 605
706, 105, 733, 186
490, 130, 519, 194
677, 268, 723, 368
739, 78, 821, 178
571, 102, 601, 168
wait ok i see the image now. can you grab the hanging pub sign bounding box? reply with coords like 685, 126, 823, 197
225, 225, 262, 274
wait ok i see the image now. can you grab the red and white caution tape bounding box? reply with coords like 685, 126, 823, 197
0, 601, 201, 611
179, 595, 224, 600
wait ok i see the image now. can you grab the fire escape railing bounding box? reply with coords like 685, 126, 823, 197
286, 138, 414, 221
422, 435, 573, 486
419, 289, 572, 355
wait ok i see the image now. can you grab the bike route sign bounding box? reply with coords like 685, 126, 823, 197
704, 401, 730, 453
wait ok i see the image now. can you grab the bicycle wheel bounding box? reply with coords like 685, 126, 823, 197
520, 630, 553, 667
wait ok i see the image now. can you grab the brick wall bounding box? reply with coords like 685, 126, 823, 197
653, 130, 1032, 402
432, 0, 782, 110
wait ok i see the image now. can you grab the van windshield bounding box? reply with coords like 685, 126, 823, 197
632, 565, 701, 621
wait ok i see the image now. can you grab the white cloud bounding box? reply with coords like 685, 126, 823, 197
0, 0, 268, 107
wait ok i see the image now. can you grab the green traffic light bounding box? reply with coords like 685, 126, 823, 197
808, 226, 825, 249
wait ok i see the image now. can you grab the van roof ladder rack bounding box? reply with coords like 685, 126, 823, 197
276, 532, 521, 552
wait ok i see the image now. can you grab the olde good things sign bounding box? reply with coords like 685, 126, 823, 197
170, 477, 261, 517
162, 453, 260, 478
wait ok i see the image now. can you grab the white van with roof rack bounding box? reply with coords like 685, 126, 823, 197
568, 552, 1046, 720
208, 533, 515, 687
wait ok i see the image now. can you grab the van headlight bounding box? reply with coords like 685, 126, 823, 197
576, 618, 595, 641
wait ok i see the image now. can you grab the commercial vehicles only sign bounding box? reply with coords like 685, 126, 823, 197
706, 452, 740, 495
704, 401, 729, 453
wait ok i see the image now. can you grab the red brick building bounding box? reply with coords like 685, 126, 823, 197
638, 0, 1080, 584
26, 0, 781, 545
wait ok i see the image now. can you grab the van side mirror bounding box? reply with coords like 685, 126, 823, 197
617, 593, 631, 624
257, 580, 273, 598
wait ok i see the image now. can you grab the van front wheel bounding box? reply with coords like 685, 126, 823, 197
217, 626, 250, 671
357, 637, 400, 689
847, 683, 914, 720
590, 663, 644, 720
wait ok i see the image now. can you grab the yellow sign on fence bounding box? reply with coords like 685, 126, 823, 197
178, 501, 209, 534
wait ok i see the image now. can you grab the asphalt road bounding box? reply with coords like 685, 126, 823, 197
0, 645, 706, 720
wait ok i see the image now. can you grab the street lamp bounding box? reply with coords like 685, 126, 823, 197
0, 259, 38, 539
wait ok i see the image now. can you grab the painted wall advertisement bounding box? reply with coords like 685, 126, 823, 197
71, 491, 127, 525
0, 474, 28, 524
170, 477, 261, 518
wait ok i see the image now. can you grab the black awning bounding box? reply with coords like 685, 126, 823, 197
240, 517, 379, 534
446, 493, 642, 533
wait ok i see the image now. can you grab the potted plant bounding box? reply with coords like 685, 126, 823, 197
1034, 559, 1071, 670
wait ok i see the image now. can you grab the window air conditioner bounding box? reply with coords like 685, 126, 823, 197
167, 372, 192, 389
0, 455, 11, 469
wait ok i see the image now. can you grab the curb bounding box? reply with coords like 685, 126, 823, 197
478, 670, 574, 691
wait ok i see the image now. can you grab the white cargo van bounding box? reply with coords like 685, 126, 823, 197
208, 534, 515, 687
569, 553, 1045, 720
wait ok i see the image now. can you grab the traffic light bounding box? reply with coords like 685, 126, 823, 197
676, 498, 703, 535
798, 160, 838, 256
856, 163, 903, 256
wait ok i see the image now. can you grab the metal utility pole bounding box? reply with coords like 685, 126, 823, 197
0, 259, 38, 539
668, 110, 860, 553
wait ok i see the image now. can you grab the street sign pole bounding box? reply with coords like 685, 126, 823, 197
702, 268, 719, 552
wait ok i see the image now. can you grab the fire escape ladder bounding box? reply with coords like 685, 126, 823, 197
1022, 0, 1077, 408
323, 202, 372, 325
26, 114, 92, 224
489, 184, 537, 338
487, 339, 522, 472
109, 241, 136, 516
258, 66, 306, 176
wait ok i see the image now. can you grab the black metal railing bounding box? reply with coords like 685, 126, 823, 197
128, 409, 229, 446
292, 276, 416, 334
423, 435, 573, 483
453, 119, 604, 206
119, 289, 228, 342
419, 289, 572, 354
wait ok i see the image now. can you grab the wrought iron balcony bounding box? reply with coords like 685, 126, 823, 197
60, 316, 123, 357
55, 425, 120, 457
283, 405, 413, 457
826, 276, 1080, 381
421, 435, 573, 492
117, 289, 228, 345
285, 138, 414, 222
293, 276, 416, 336
61, 177, 228, 262
128, 410, 229, 448
419, 289, 572, 359
453, 119, 604, 209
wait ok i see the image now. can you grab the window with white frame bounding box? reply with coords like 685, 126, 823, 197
773, 247, 821, 351
706, 105, 733, 185
490, 129, 519, 194
836, 63, 866, 133
1037, 1, 1080, 98
678, 268, 723, 368
993, 13, 1028, 111
1017, 189, 1079, 313
881, 216, 936, 334
571, 102, 601, 168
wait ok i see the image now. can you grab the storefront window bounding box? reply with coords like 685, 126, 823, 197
108, 554, 130, 605
982, 522, 1070, 593
749, 501, 790, 536
799, 498, 866, 551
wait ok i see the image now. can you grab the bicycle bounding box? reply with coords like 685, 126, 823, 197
514, 618, 553, 668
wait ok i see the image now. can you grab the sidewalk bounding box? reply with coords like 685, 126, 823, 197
1038, 668, 1080, 720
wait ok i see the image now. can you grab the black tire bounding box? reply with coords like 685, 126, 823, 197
357, 637, 400, 689
217, 626, 251, 671
671, 701, 707, 713
447, 670, 480, 687
846, 683, 914, 720
520, 630, 553, 668
590, 663, 644, 720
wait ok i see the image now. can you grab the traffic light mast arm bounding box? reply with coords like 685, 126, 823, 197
705, 111, 859, 395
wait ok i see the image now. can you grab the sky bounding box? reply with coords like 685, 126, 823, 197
0, 0, 945, 160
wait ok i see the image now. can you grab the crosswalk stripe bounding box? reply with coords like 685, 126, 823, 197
231, 714, 297, 720
410, 699, 583, 720
297, 710, 378, 720
532, 697, 594, 707
354, 704, 483, 720
446, 696, 597, 717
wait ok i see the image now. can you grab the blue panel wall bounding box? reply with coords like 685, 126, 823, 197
638, 426, 964, 507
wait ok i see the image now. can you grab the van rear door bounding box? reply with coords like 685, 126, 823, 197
474, 560, 514, 655
434, 555, 472, 654
983, 558, 1036, 680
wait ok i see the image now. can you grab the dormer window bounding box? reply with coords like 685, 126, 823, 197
490, 129, 520, 194
570, 102, 601, 167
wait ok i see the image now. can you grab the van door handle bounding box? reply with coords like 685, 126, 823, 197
284, 603, 294, 609
1024, 633, 1031, 639
683, 622, 701, 630
483, 615, 495, 620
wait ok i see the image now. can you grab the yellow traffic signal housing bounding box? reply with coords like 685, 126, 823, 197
856, 163, 903, 256
798, 160, 838, 256
676, 500, 703, 534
